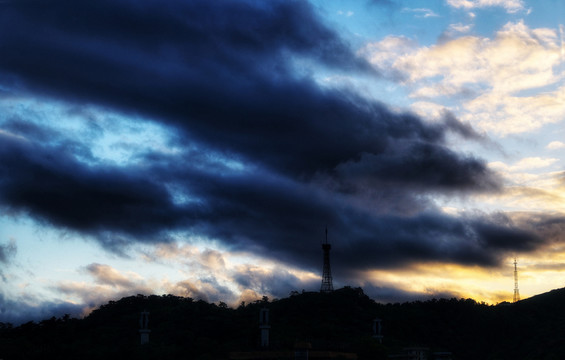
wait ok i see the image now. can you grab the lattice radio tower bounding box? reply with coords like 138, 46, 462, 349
320, 227, 334, 293
513, 258, 520, 303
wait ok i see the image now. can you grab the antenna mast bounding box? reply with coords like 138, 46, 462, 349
513, 258, 520, 303
320, 227, 334, 293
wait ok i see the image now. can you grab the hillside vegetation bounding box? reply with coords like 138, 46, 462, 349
2, 286, 565, 359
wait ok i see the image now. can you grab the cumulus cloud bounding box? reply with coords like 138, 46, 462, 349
402, 8, 439, 18
361, 20, 565, 135
482, 155, 565, 214
560, 24, 565, 59
232, 265, 318, 299
85, 263, 141, 289
163, 278, 235, 304
138, 241, 319, 302
51, 263, 158, 317
490, 157, 560, 173
337, 10, 354, 17
449, 23, 474, 33
547, 141, 565, 150
446, 0, 525, 13
52, 255, 315, 314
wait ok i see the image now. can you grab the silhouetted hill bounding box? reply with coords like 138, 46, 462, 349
492, 288, 565, 359
2, 287, 565, 359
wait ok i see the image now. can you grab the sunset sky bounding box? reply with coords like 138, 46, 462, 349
1, 0, 564, 324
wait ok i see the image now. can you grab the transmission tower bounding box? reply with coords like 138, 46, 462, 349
513, 258, 520, 303
320, 227, 334, 293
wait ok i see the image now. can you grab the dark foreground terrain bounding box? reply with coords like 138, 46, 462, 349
2, 286, 565, 359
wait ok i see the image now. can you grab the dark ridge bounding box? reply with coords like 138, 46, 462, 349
1, 286, 565, 359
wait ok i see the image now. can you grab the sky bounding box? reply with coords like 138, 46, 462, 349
0, 0, 564, 324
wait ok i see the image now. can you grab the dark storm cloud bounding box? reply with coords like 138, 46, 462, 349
0, 239, 16, 282
517, 214, 565, 245
0, 240, 16, 264
0, 0, 544, 275
362, 283, 461, 304
0, 0, 481, 178
442, 111, 485, 141
140, 158, 537, 272
327, 212, 543, 273
334, 142, 499, 193
2, 118, 58, 143
0, 124, 529, 273
0, 293, 83, 325
1, 117, 99, 164
0, 133, 183, 239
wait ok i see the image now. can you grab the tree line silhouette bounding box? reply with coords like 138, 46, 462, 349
2, 286, 565, 359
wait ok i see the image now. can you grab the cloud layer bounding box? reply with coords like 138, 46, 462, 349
0, 0, 547, 266
361, 20, 565, 135
0, 0, 562, 320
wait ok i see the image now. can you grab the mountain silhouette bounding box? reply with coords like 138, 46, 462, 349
2, 287, 565, 359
